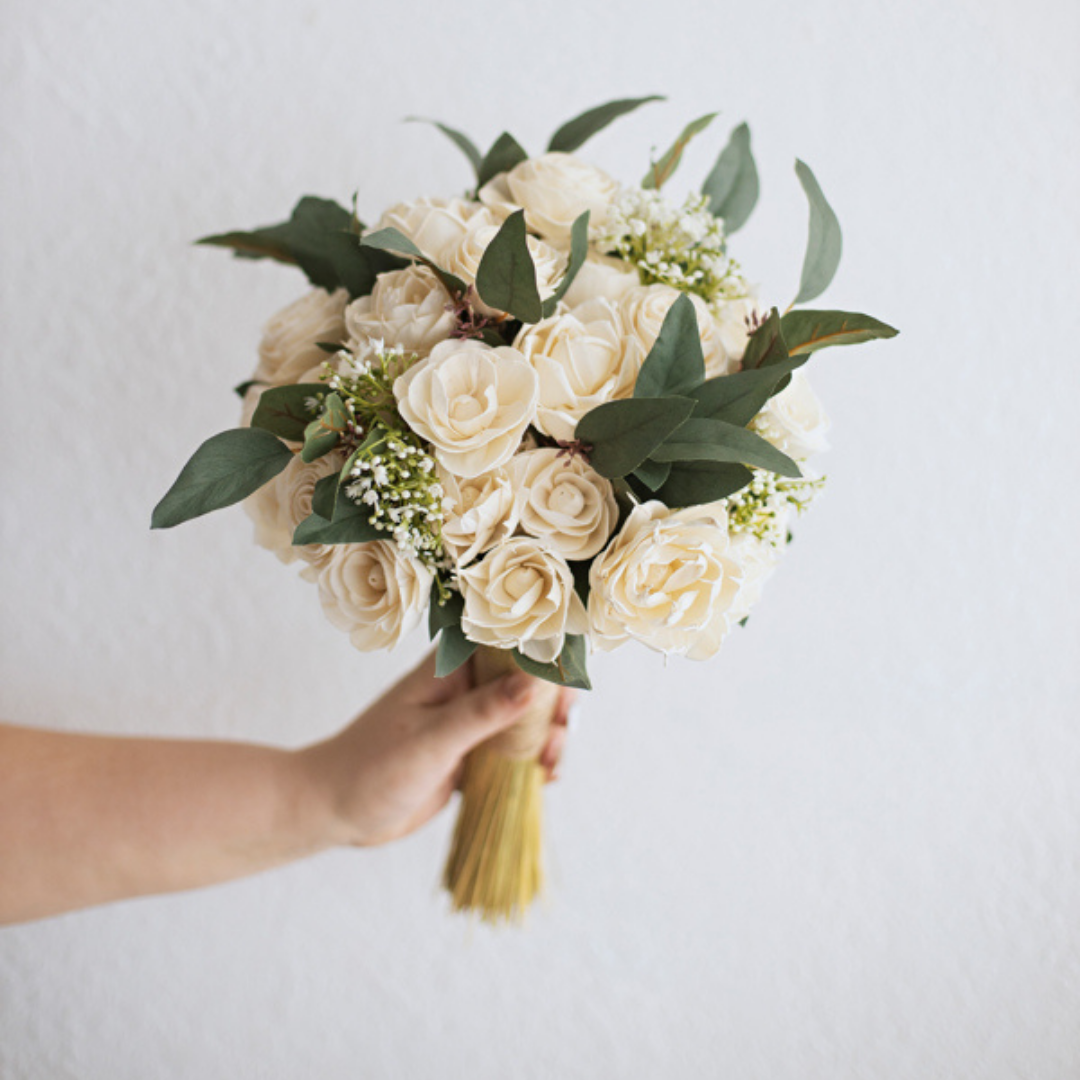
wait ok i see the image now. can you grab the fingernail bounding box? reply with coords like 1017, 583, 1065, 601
504, 672, 534, 703
567, 703, 582, 733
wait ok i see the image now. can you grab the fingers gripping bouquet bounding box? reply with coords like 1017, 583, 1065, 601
153, 97, 897, 921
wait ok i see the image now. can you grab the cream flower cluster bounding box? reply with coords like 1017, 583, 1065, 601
238, 147, 833, 663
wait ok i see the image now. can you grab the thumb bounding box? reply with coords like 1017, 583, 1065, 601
427, 670, 541, 757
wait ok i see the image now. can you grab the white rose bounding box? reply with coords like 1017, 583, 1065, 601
513, 298, 643, 441
617, 284, 735, 378
752, 371, 830, 461
344, 265, 456, 357
446, 221, 565, 318
253, 288, 349, 387
243, 450, 345, 567
727, 531, 784, 624
588, 501, 743, 660
438, 465, 522, 567
317, 540, 433, 652
712, 293, 765, 367
478, 152, 619, 245
394, 338, 537, 478
459, 537, 588, 662
507, 448, 618, 561
374, 197, 498, 266
562, 252, 640, 308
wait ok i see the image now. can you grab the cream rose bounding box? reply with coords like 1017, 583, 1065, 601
253, 287, 349, 387
374, 197, 498, 265
752, 371, 830, 460
507, 448, 618, 561
513, 298, 643, 441
588, 501, 743, 660
478, 152, 619, 245
344, 265, 456, 357
243, 449, 345, 568
459, 537, 588, 662
617, 284, 735, 378
445, 221, 565, 318
393, 338, 538, 478
438, 465, 522, 567
317, 540, 433, 651
726, 531, 784, 624
562, 251, 641, 308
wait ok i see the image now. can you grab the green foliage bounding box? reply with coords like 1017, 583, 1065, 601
476, 132, 528, 190
405, 117, 483, 175
475, 210, 543, 323
634, 293, 706, 398
428, 584, 464, 639
547, 95, 665, 154
300, 392, 347, 463
658, 462, 753, 508
250, 383, 326, 442
689, 358, 806, 428
740, 308, 788, 370
291, 486, 384, 545
642, 113, 717, 191
702, 122, 759, 234
651, 417, 801, 476
780, 309, 899, 355
541, 211, 590, 317
576, 396, 695, 479
513, 635, 591, 690
632, 458, 673, 491
151, 428, 293, 529
359, 228, 468, 296
233, 379, 262, 399
310, 472, 340, 521
792, 160, 843, 305
197, 196, 402, 299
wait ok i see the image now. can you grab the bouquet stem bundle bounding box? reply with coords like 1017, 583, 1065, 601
442, 646, 559, 922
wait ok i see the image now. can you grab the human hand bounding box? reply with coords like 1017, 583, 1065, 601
295, 652, 575, 848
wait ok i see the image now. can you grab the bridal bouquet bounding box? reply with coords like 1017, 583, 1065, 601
154, 97, 896, 920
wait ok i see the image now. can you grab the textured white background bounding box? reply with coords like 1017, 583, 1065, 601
2, 0, 1078, 1076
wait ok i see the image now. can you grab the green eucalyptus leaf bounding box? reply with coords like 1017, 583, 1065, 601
689, 357, 807, 427
652, 417, 801, 477
360, 228, 468, 297
779, 309, 899, 355
547, 95, 665, 154
436, 624, 477, 677
739, 309, 788, 370
642, 112, 718, 191
512, 635, 591, 691
475, 210, 543, 323
429, 585, 464, 640
634, 293, 707, 398
477, 132, 529, 190
197, 196, 401, 299
151, 428, 293, 529
300, 392, 347, 463
233, 379, 262, 399
632, 457, 673, 491
310, 472, 339, 521
541, 211, 591, 316
576, 395, 695, 479
291, 495, 384, 545
658, 461, 753, 508
250, 383, 327, 441
702, 122, 759, 233
315, 341, 343, 354
792, 159, 843, 305
405, 117, 483, 176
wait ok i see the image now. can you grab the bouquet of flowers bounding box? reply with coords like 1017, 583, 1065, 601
153, 97, 896, 921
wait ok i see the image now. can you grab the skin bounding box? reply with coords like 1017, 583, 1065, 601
0, 653, 573, 926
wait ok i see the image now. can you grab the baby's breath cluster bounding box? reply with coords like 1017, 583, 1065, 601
322, 340, 417, 437
724, 470, 826, 545
601, 187, 749, 303
344, 425, 447, 566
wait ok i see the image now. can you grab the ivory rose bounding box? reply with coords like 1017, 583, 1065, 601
617, 284, 735, 378
726, 531, 784, 625
712, 294, 765, 366
243, 449, 345, 569
252, 287, 349, 387
562, 252, 640, 308
344, 265, 456, 357
459, 537, 588, 663
752, 371, 830, 460
588, 501, 743, 659
393, 339, 538, 478
317, 540, 433, 651
507, 448, 618, 561
438, 465, 522, 567
373, 196, 498, 265
513, 298, 642, 441
478, 152, 619, 245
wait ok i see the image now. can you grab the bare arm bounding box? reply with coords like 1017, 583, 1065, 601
0, 653, 572, 926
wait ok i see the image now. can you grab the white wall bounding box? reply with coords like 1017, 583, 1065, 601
2, 0, 1078, 1076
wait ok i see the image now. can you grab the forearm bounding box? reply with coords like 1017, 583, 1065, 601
0, 724, 332, 925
